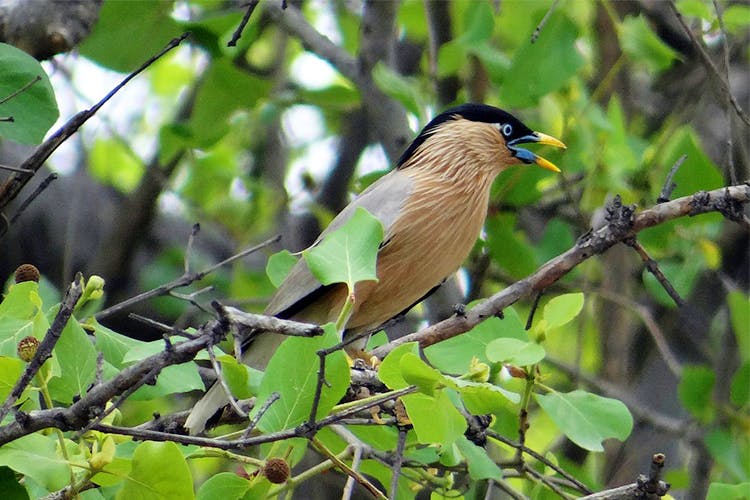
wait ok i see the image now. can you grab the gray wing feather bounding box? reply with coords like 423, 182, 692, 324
264, 170, 413, 317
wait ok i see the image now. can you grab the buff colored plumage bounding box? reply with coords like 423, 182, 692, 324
185, 104, 565, 434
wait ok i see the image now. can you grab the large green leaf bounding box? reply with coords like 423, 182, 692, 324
0, 357, 24, 402
265, 250, 298, 288
47, 315, 97, 404
535, 390, 633, 451
542, 293, 585, 330
196, 472, 249, 500
402, 391, 466, 447
254, 323, 349, 432
486, 338, 545, 366
499, 15, 584, 107
0, 466, 28, 500
706, 482, 750, 500
0, 282, 47, 358
678, 365, 716, 423
619, 15, 680, 73
0, 44, 58, 144
89, 139, 145, 193
425, 307, 528, 373
116, 441, 194, 500
0, 433, 69, 492
304, 207, 383, 291
78, 1, 181, 73
455, 436, 504, 481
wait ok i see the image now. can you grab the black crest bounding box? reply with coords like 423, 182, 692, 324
396, 103, 534, 168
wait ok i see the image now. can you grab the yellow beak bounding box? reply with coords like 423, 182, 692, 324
509, 131, 566, 173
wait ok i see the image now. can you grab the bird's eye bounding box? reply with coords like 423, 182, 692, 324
501, 123, 513, 137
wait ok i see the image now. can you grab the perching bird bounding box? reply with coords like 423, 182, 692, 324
185, 103, 565, 434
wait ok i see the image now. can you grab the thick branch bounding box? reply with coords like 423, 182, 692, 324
0, 319, 228, 445
373, 184, 750, 357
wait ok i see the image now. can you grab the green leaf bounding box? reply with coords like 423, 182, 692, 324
485, 214, 538, 278
486, 338, 546, 366
0, 281, 47, 358
0, 466, 28, 500
371, 62, 422, 118
676, 0, 712, 20
266, 250, 298, 288
730, 363, 750, 408
47, 315, 97, 404
449, 378, 520, 411
728, 292, 750, 363
196, 472, 250, 500
0, 433, 69, 491
400, 352, 443, 396
457, 1, 495, 44
0, 357, 24, 401
379, 342, 420, 390
724, 5, 750, 34
543, 293, 585, 330
425, 307, 527, 373
704, 428, 749, 482
619, 15, 680, 73
706, 482, 750, 500
217, 354, 262, 399
535, 390, 633, 451
499, 15, 584, 107
304, 207, 384, 291
130, 363, 204, 400
402, 391, 466, 446
117, 441, 194, 500
78, 1, 181, 73
455, 436, 503, 481
92, 320, 146, 369
678, 364, 715, 423
0, 43, 58, 144
89, 139, 145, 193
254, 323, 349, 432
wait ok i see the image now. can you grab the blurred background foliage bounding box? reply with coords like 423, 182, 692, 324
0, 0, 748, 498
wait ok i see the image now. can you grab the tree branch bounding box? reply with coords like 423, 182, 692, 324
373, 184, 750, 358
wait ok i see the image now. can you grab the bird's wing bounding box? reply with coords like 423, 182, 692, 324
264, 169, 414, 318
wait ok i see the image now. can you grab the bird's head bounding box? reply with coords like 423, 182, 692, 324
397, 103, 566, 176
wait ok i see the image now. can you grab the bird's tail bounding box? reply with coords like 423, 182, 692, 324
183, 381, 228, 435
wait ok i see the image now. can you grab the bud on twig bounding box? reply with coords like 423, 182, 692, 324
262, 457, 290, 484
17, 336, 39, 362
14, 264, 40, 283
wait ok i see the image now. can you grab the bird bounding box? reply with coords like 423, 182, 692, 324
185, 103, 565, 434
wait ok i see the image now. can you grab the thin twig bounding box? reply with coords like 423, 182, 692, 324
531, 0, 561, 43
525, 290, 545, 330
524, 464, 575, 499
624, 237, 685, 307
7, 173, 58, 227
311, 437, 387, 500
487, 430, 592, 494
711, 0, 737, 185
206, 336, 248, 420
0, 163, 32, 174
0, 34, 190, 213
0, 274, 83, 421
388, 427, 408, 499
242, 392, 280, 438
0, 75, 42, 105
668, 1, 750, 128
342, 445, 363, 500
657, 155, 686, 203
95, 234, 280, 319
228, 1, 260, 47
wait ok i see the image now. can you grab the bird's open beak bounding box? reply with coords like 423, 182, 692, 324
508, 132, 566, 173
